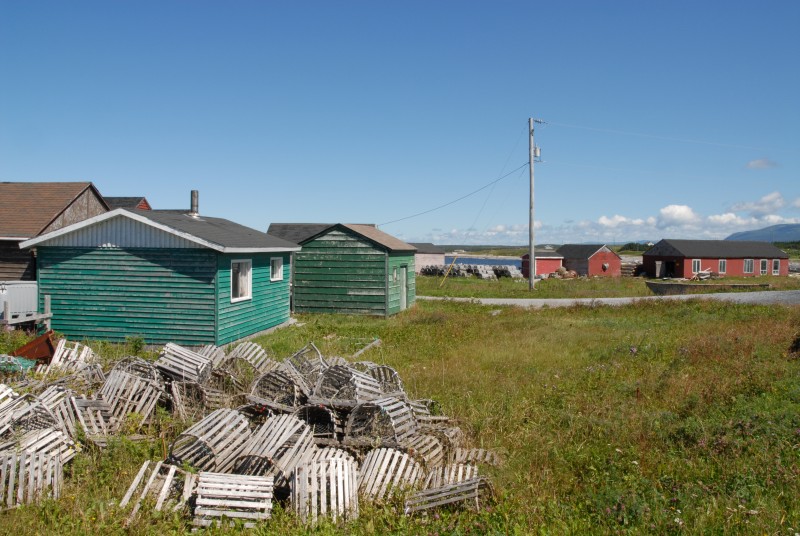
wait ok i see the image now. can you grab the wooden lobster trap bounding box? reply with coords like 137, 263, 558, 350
292, 457, 359, 524
358, 447, 424, 501
233, 414, 316, 488
192, 472, 274, 529
120, 460, 195, 522
169, 408, 251, 473
248, 368, 308, 413
0, 450, 63, 510
293, 404, 344, 446
345, 396, 417, 447
100, 357, 165, 429
352, 362, 405, 395
309, 365, 382, 409
155, 343, 212, 384
404, 477, 494, 515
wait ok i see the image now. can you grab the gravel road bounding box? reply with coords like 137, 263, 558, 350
418, 290, 800, 309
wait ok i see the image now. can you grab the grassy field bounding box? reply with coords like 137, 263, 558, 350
2, 298, 800, 534
418, 274, 800, 299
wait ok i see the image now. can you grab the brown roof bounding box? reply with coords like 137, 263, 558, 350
342, 224, 416, 252
0, 182, 107, 238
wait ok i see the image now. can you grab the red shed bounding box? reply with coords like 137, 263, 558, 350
521, 249, 563, 278
556, 244, 622, 277
643, 239, 789, 278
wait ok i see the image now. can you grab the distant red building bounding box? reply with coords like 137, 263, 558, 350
557, 244, 622, 277
521, 250, 563, 277
643, 239, 789, 278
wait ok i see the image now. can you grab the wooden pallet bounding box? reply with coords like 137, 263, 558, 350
404, 477, 493, 515
358, 447, 423, 500
345, 396, 417, 447
155, 343, 212, 384
120, 460, 195, 522
0, 450, 63, 509
233, 414, 316, 487
192, 472, 274, 528
292, 457, 358, 524
169, 408, 251, 473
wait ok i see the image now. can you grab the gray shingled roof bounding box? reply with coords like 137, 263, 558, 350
104, 196, 150, 210
644, 239, 788, 259
268, 223, 416, 252
267, 223, 335, 244
557, 244, 617, 260
130, 210, 300, 250
408, 242, 446, 254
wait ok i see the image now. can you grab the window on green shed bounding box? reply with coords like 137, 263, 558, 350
270, 257, 284, 281
231, 259, 252, 302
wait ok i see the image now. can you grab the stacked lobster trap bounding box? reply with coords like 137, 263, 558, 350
1, 337, 500, 527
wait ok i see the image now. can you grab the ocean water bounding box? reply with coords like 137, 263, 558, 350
444, 256, 522, 268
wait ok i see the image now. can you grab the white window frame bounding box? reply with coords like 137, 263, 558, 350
270, 257, 284, 282
773, 259, 780, 275
692, 259, 701, 274
760, 259, 768, 275
231, 259, 252, 302
718, 259, 726, 274
743, 259, 754, 274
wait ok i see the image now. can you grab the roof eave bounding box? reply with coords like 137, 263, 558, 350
221, 246, 302, 253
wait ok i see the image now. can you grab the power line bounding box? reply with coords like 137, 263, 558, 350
378, 162, 529, 227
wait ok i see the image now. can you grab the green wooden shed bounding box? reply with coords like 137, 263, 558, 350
21, 208, 300, 345
267, 223, 416, 316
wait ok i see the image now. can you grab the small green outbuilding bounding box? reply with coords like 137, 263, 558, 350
21, 207, 300, 345
267, 223, 416, 316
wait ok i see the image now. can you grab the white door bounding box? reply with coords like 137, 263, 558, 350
399, 266, 408, 310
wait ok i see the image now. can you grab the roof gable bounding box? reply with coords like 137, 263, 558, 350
20, 209, 300, 253
268, 223, 416, 252
0, 182, 109, 238
408, 242, 446, 254
557, 244, 617, 260
104, 196, 152, 210
644, 239, 788, 259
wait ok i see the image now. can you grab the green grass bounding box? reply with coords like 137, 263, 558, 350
2, 299, 800, 534
418, 274, 800, 299
417, 274, 655, 299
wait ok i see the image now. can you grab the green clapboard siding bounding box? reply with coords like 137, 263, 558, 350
216, 253, 291, 345
37, 247, 217, 345
293, 229, 388, 315
387, 253, 416, 315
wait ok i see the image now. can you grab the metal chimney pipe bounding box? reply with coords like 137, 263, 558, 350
190, 190, 199, 217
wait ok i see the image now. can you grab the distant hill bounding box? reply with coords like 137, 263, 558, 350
726, 224, 800, 242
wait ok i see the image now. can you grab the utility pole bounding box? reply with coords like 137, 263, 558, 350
528, 117, 543, 290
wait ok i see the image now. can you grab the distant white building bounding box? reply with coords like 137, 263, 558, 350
408, 243, 446, 273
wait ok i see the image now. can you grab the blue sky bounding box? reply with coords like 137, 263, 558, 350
1, 1, 798, 245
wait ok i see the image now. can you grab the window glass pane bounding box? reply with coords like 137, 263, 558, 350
231, 260, 251, 300
719, 259, 726, 273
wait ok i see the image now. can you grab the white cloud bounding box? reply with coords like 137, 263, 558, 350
730, 191, 785, 216
746, 158, 779, 169
409, 192, 800, 245
656, 205, 701, 229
